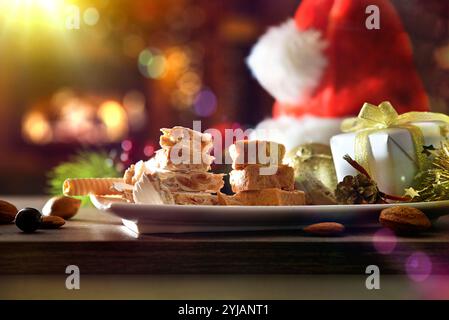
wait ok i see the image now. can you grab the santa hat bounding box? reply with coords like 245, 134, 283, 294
247, 0, 429, 151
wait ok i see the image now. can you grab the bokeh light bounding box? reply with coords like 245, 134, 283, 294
83, 7, 100, 26
435, 44, 449, 70
120, 152, 129, 163
143, 144, 155, 157
123, 90, 146, 129
147, 55, 167, 79
194, 89, 217, 117
121, 139, 133, 152
97, 101, 129, 141
22, 91, 137, 145
372, 228, 397, 254
22, 111, 53, 144
178, 71, 202, 95
51, 88, 76, 109
54, 99, 99, 143
165, 47, 191, 78
138, 48, 167, 79
406, 252, 432, 282
170, 89, 194, 110
138, 49, 153, 66
60, 99, 95, 128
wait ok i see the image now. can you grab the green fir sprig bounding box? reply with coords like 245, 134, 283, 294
47, 151, 121, 206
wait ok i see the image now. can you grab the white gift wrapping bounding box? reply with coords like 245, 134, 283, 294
330, 122, 447, 195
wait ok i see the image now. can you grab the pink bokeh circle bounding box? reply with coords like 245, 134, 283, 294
373, 228, 397, 254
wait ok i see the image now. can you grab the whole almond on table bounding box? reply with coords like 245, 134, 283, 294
303, 222, 345, 236
42, 196, 81, 220
0, 200, 18, 224
40, 216, 65, 229
379, 206, 431, 234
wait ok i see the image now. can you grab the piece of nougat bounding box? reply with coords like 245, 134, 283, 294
148, 149, 212, 173
173, 192, 218, 205
124, 126, 224, 205
160, 127, 213, 153
229, 140, 286, 169
132, 174, 220, 205
218, 188, 305, 206
125, 162, 223, 193
229, 164, 294, 193
153, 171, 224, 193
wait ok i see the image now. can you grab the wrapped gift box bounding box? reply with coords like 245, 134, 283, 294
330, 122, 446, 195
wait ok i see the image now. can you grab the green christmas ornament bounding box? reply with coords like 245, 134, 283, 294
285, 143, 338, 191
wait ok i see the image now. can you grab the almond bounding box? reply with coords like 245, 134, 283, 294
0, 200, 18, 224
304, 222, 345, 236
40, 215, 65, 229
380, 206, 431, 234
42, 196, 81, 220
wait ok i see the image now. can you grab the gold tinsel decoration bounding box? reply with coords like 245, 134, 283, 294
409, 141, 449, 202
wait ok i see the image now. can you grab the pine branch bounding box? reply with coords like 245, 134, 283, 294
47, 151, 121, 206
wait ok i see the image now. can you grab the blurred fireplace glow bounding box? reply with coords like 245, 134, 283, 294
21, 89, 137, 145
97, 100, 129, 141
22, 111, 53, 144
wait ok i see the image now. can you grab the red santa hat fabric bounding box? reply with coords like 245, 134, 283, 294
247, 0, 429, 148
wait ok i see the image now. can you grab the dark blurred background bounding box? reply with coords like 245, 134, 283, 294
0, 0, 448, 194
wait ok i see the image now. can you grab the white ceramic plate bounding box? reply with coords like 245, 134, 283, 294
91, 195, 449, 234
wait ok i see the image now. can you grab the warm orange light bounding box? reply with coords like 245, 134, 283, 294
61, 99, 95, 127
123, 91, 146, 129
97, 101, 128, 141
177, 71, 202, 95
435, 45, 449, 70
22, 111, 53, 144
170, 90, 194, 110
167, 48, 190, 73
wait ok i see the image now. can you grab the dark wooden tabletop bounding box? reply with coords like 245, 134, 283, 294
1, 196, 449, 275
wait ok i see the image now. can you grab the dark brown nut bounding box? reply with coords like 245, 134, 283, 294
303, 222, 345, 236
0, 200, 18, 224
40, 216, 66, 229
379, 206, 431, 234
42, 196, 81, 220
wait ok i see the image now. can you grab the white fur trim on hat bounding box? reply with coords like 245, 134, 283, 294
250, 115, 343, 151
246, 19, 328, 105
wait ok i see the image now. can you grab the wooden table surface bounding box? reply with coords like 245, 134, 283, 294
1, 196, 449, 275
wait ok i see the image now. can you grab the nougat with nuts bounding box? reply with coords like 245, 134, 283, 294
229, 164, 294, 193
229, 140, 286, 169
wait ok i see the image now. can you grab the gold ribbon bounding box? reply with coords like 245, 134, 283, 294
341, 101, 449, 175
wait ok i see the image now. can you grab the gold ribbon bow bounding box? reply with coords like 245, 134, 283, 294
341, 101, 449, 175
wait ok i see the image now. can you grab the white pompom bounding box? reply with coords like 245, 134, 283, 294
250, 115, 343, 151
246, 19, 327, 105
